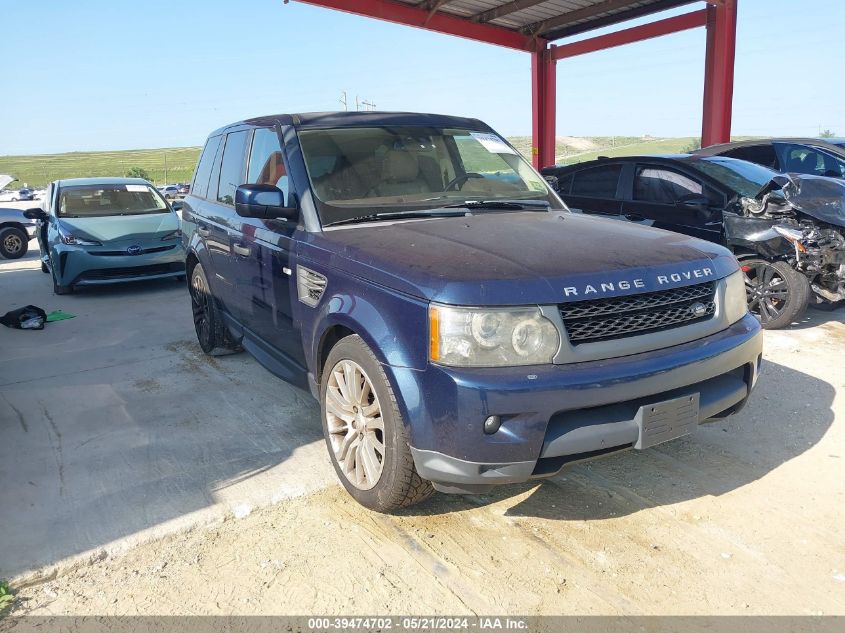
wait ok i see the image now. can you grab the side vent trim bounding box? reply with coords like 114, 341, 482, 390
297, 266, 327, 307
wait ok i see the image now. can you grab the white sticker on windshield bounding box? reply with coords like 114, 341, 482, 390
125, 185, 148, 192
470, 132, 516, 155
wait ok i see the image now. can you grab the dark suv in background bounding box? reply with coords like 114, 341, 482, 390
695, 138, 845, 180
182, 112, 760, 512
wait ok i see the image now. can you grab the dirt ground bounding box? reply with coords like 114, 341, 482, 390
4, 312, 845, 618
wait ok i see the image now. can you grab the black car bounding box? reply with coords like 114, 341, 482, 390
543, 155, 845, 329
695, 138, 845, 180
16, 188, 35, 202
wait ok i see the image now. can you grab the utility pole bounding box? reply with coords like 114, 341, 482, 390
339, 91, 348, 111
360, 99, 376, 111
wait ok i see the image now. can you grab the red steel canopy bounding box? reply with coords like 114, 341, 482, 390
289, 0, 737, 168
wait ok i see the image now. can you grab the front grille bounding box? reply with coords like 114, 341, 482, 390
560, 281, 716, 345
79, 262, 184, 281
89, 244, 177, 257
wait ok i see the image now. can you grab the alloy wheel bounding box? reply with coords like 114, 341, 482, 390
3, 232, 23, 255
743, 261, 789, 325
190, 270, 212, 347
325, 359, 385, 490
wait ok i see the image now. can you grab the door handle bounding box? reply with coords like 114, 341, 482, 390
197, 225, 210, 238
624, 213, 645, 222
233, 243, 251, 257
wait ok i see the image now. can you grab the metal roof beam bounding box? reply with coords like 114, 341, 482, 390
293, 0, 543, 51
471, 0, 550, 24
541, 0, 697, 40
522, 0, 645, 35
550, 8, 707, 59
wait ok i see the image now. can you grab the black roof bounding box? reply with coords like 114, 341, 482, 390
209, 111, 492, 137
695, 138, 845, 157
541, 153, 766, 173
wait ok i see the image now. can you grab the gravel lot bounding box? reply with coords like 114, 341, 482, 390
1, 232, 844, 617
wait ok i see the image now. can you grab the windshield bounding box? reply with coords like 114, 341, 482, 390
297, 125, 560, 225
58, 184, 169, 218
685, 156, 780, 198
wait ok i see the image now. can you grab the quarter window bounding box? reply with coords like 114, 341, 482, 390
191, 135, 222, 199
570, 165, 622, 198
217, 130, 251, 206
634, 167, 702, 204
247, 128, 290, 204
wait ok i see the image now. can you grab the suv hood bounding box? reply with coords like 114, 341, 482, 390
57, 212, 179, 244
305, 211, 737, 305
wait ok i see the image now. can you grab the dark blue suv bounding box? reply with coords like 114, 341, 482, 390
182, 112, 762, 511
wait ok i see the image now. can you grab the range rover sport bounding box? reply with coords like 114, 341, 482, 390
182, 112, 762, 512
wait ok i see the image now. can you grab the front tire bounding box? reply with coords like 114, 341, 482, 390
0, 227, 28, 259
742, 259, 809, 329
321, 335, 434, 512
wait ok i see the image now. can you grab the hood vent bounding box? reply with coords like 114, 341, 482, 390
297, 266, 327, 307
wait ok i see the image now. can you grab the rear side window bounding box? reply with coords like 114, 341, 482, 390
192, 135, 222, 199
217, 130, 251, 206
570, 165, 622, 198
723, 145, 778, 169
247, 128, 290, 204
634, 167, 702, 204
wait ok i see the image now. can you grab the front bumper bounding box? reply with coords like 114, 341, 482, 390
52, 242, 185, 286
393, 313, 763, 493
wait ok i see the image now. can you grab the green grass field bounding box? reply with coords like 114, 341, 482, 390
0, 147, 201, 189
0, 136, 761, 189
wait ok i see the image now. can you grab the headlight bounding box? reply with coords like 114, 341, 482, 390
723, 270, 748, 325
58, 226, 100, 246
429, 304, 560, 367
161, 229, 183, 241
773, 225, 803, 242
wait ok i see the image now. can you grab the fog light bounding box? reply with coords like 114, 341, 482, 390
483, 415, 502, 435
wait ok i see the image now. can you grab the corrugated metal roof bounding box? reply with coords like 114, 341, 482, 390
394, 0, 697, 40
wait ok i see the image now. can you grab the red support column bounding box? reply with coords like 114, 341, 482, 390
701, 0, 738, 147
531, 45, 556, 169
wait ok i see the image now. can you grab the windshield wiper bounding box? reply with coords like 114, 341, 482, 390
325, 209, 467, 227
442, 199, 550, 210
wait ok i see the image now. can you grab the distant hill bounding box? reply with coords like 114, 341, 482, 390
0, 136, 760, 188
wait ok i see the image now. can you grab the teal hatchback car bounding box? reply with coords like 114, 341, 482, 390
26, 177, 185, 295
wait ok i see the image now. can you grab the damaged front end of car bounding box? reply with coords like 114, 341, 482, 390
726, 174, 845, 306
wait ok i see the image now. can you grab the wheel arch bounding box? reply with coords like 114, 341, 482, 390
0, 222, 29, 235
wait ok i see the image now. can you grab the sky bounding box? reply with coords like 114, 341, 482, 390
0, 0, 843, 155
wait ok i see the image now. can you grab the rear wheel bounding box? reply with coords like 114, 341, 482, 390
321, 335, 434, 512
742, 259, 809, 329
190, 263, 240, 353
0, 227, 28, 259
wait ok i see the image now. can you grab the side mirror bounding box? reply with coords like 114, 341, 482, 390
235, 184, 298, 220
543, 175, 560, 191
23, 208, 47, 220
171, 200, 184, 212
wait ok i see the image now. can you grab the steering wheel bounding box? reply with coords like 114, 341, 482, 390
444, 172, 484, 191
